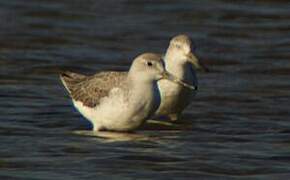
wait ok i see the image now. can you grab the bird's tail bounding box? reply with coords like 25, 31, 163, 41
59, 71, 86, 94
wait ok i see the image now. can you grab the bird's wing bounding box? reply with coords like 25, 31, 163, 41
60, 71, 128, 107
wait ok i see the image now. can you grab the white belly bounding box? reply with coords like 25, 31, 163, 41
73, 85, 159, 131
155, 68, 197, 116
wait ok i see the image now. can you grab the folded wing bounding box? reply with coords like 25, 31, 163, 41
60, 71, 127, 107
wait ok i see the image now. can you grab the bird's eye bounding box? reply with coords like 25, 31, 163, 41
147, 61, 153, 66
176, 44, 181, 49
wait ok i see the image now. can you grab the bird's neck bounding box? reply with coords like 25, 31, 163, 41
128, 76, 156, 99
164, 53, 189, 80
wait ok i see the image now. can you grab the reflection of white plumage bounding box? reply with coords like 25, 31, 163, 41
60, 53, 181, 132
155, 35, 209, 121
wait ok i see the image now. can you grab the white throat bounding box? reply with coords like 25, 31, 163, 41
164, 53, 188, 80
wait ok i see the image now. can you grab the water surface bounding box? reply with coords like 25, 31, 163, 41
1, 0, 290, 179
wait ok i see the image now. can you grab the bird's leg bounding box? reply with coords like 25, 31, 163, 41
168, 113, 179, 121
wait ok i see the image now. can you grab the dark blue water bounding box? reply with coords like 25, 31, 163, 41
1, 0, 290, 179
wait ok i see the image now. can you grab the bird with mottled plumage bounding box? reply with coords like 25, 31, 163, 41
155, 34, 209, 121
60, 53, 194, 132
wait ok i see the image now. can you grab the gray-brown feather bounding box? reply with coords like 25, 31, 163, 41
60, 71, 127, 107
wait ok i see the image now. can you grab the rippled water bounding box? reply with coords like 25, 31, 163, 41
1, 0, 290, 179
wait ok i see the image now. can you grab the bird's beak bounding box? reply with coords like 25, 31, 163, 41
186, 53, 209, 72
161, 71, 197, 91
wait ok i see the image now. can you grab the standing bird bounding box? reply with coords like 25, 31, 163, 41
155, 35, 209, 121
60, 53, 195, 132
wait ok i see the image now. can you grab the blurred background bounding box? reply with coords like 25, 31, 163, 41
0, 0, 290, 179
